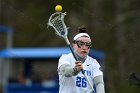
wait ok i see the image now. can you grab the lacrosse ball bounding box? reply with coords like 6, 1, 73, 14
55, 5, 62, 12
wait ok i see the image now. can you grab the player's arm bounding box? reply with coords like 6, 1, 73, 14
94, 75, 105, 93
59, 61, 83, 77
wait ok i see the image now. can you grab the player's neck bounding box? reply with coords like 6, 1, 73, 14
76, 54, 86, 63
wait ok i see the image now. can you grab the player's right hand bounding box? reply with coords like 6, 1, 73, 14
74, 61, 83, 72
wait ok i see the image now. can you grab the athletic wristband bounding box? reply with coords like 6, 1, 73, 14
73, 67, 79, 75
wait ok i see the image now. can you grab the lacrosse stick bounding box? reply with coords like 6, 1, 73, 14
48, 12, 95, 93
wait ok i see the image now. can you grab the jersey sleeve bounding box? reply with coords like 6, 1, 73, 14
58, 54, 71, 69
92, 59, 103, 78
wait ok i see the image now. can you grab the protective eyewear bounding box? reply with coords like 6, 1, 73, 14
75, 40, 92, 48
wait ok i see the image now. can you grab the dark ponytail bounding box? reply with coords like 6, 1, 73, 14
78, 26, 87, 33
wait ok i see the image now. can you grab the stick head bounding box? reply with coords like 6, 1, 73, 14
48, 12, 68, 39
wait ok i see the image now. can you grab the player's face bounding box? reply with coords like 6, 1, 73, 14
73, 37, 92, 58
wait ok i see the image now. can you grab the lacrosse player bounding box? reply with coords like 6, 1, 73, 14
57, 26, 105, 93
